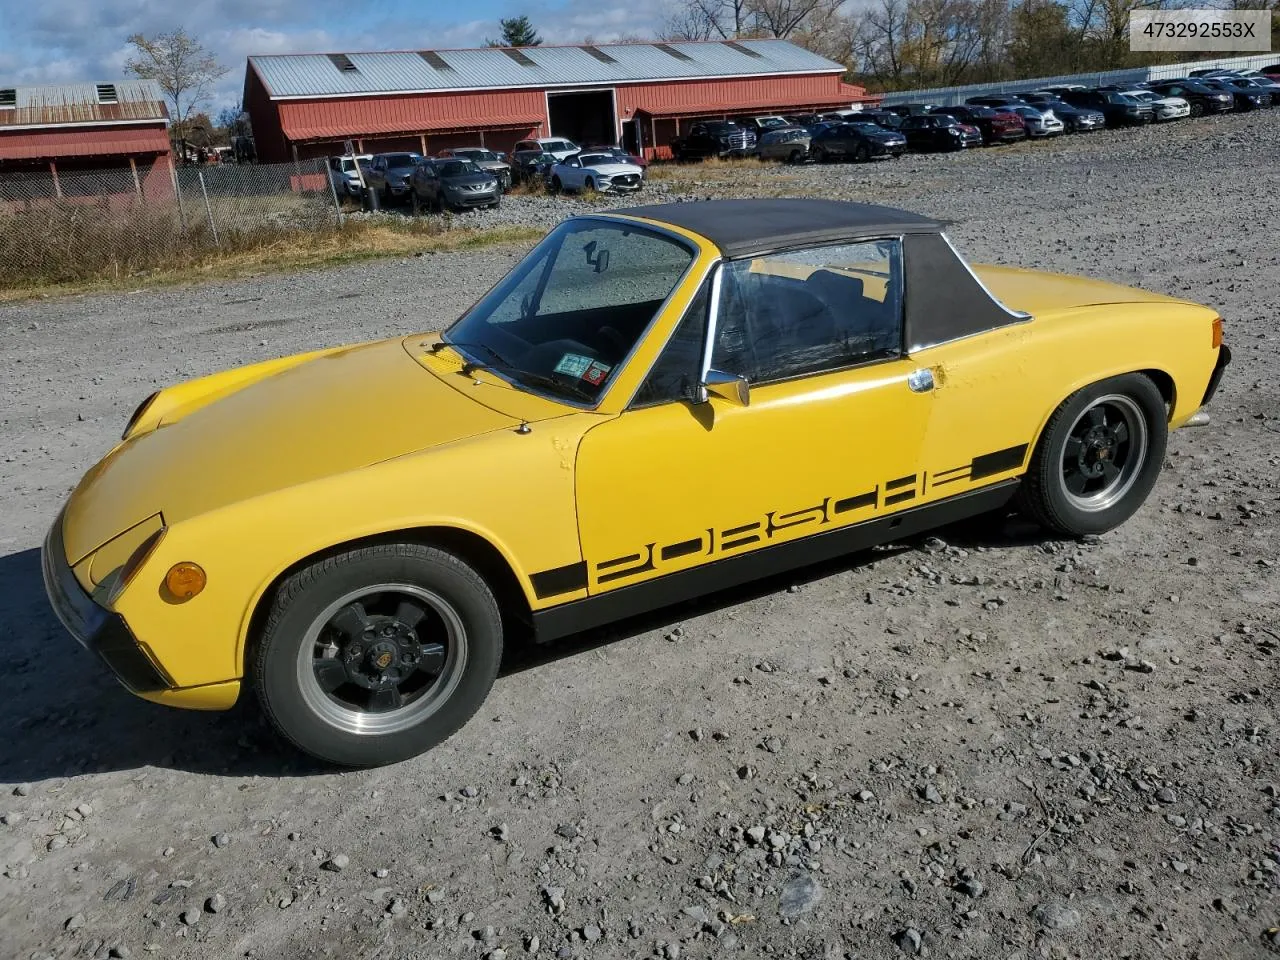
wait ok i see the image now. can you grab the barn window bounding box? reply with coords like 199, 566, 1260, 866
501, 47, 537, 67
419, 50, 455, 71
96, 83, 118, 104
581, 45, 617, 65
328, 53, 359, 73
722, 41, 763, 59
653, 43, 694, 62
0, 89, 15, 109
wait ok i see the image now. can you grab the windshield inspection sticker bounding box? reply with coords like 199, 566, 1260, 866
553, 353, 593, 378
583, 361, 612, 386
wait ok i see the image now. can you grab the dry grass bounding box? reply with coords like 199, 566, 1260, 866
0, 216, 544, 303
644, 157, 766, 183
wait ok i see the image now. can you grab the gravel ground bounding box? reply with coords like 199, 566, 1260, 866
1, 110, 1278, 960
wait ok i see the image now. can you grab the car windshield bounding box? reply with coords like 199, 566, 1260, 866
756, 117, 789, 128
579, 154, 614, 166
385, 154, 421, 168
442, 220, 696, 405
456, 149, 498, 161
437, 160, 481, 177
704, 122, 739, 132
547, 141, 576, 152
849, 122, 882, 133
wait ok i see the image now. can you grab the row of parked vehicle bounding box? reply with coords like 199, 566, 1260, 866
671, 64, 1280, 165
328, 138, 649, 212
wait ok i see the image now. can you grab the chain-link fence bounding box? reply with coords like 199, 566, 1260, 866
0, 159, 342, 288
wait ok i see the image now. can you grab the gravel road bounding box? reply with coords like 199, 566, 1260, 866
1, 110, 1278, 960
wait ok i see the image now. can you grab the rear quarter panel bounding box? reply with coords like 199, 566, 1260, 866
914, 298, 1220, 482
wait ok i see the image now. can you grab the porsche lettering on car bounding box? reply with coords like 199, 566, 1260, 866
43, 199, 1230, 767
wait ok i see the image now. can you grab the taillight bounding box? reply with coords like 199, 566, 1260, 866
1211, 317, 1223, 349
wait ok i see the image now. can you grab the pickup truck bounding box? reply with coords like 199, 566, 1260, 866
670, 121, 756, 161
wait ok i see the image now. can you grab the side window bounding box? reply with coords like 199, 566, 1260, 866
631, 281, 710, 408
710, 240, 904, 384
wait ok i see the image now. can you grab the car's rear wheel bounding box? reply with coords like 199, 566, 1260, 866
1018, 374, 1167, 537
550, 175, 563, 194
254, 543, 502, 767
855, 144, 871, 162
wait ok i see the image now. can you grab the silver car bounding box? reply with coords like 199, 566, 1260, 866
436, 147, 513, 191
1010, 105, 1064, 137
328, 154, 372, 198
754, 127, 812, 163
1125, 89, 1190, 121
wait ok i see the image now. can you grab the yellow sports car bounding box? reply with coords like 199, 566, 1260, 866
42, 199, 1231, 766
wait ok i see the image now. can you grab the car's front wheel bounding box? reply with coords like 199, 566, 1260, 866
254, 543, 503, 767
1018, 374, 1167, 537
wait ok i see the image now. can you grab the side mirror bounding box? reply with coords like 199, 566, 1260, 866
700, 369, 749, 407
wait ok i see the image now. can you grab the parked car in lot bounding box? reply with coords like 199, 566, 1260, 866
670, 120, 756, 160
548, 151, 644, 194
1261, 63, 1280, 79
44, 197, 1231, 766
1202, 76, 1273, 110
738, 115, 796, 136
581, 144, 649, 170
409, 157, 501, 213
900, 114, 983, 151
785, 113, 824, 128
754, 127, 812, 163
1008, 104, 1065, 137
328, 154, 372, 198
511, 149, 558, 186
1018, 93, 1106, 132
1146, 80, 1234, 117
1122, 88, 1191, 121
1060, 90, 1154, 126
512, 137, 580, 162
934, 105, 1026, 144
364, 153, 424, 206
885, 102, 941, 118
435, 148, 513, 190
856, 109, 905, 131
809, 121, 907, 161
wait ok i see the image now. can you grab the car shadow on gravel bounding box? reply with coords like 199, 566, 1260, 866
0, 513, 1057, 783
0, 548, 328, 784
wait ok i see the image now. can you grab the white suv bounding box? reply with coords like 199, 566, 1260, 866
512, 137, 580, 161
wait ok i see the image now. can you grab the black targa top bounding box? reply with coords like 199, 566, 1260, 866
609, 198, 1029, 351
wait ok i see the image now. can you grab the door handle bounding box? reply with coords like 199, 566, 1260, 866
908, 368, 935, 393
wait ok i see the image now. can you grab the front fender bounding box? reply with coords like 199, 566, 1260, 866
110, 414, 604, 688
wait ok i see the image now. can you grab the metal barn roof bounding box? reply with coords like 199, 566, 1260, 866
0, 81, 169, 128
250, 40, 845, 99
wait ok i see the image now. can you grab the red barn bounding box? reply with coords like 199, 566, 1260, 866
0, 81, 172, 198
244, 39, 875, 162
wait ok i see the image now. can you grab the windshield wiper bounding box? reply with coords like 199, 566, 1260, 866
433, 339, 598, 403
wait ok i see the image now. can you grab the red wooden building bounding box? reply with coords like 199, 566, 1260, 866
244, 40, 875, 162
0, 81, 172, 198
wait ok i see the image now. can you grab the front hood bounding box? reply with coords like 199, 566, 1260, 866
974, 265, 1193, 316
585, 162, 643, 176
62, 338, 516, 564
443, 173, 497, 187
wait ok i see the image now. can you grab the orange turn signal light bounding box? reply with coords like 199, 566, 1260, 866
1211, 317, 1223, 349
165, 562, 207, 601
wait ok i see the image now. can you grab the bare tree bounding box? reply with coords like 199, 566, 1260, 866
662, 0, 756, 39
126, 28, 228, 162
752, 0, 846, 38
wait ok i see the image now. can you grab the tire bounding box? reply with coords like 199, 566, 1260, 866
550, 175, 563, 194
410, 191, 421, 216
585, 176, 596, 193
814, 147, 828, 163
1017, 373, 1168, 537
855, 144, 871, 163
254, 543, 503, 767
787, 149, 802, 164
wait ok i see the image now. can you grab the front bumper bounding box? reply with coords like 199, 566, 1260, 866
1201, 344, 1231, 407
41, 513, 170, 694
446, 190, 499, 208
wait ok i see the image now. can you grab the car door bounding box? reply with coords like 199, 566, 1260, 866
574, 238, 934, 596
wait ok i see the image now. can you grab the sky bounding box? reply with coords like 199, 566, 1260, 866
0, 0, 670, 112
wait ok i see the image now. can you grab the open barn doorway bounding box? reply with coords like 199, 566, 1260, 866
548, 90, 617, 147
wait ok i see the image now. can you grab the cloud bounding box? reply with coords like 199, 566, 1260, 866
1, 0, 670, 111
